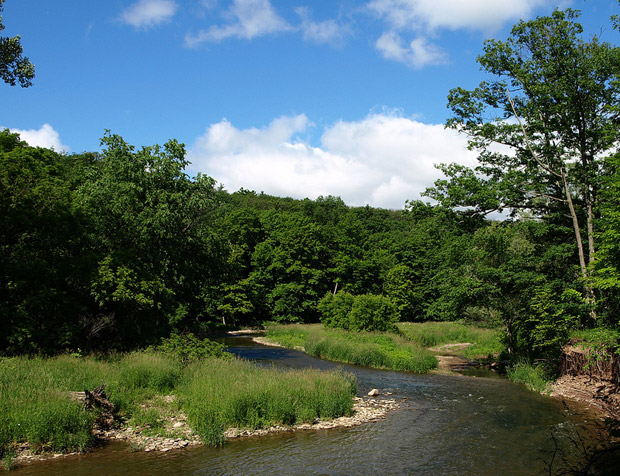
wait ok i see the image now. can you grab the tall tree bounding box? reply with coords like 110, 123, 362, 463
76, 133, 221, 345
0, 0, 34, 87
425, 9, 620, 317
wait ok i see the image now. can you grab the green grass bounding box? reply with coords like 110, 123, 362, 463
265, 323, 438, 373
0, 355, 107, 458
179, 358, 356, 446
397, 321, 504, 359
0, 350, 356, 457
507, 361, 553, 394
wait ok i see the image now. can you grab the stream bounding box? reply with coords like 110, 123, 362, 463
12, 337, 595, 475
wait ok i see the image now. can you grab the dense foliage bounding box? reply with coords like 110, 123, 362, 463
318, 292, 398, 332
1, 8, 620, 363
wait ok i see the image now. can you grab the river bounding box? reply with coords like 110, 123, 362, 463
12, 337, 595, 475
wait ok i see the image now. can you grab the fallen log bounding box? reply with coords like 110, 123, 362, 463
83, 384, 115, 413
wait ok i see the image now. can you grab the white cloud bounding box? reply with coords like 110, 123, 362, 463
295, 7, 349, 45
8, 124, 71, 153
375, 31, 446, 68
367, 0, 551, 32
187, 112, 478, 209
185, 0, 291, 46
119, 0, 177, 29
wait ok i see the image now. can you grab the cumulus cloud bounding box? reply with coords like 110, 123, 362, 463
187, 112, 477, 209
185, 0, 291, 46
375, 31, 446, 68
367, 0, 551, 32
8, 124, 71, 153
295, 7, 349, 45
368, 0, 553, 67
119, 0, 177, 29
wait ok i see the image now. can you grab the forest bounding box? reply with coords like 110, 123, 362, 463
1, 8, 620, 366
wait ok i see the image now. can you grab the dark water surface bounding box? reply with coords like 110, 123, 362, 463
13, 337, 590, 475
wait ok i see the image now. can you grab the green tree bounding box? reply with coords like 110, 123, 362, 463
250, 211, 328, 323
426, 9, 620, 318
76, 132, 221, 345
384, 264, 417, 321
318, 291, 398, 332
0, 130, 89, 353
594, 154, 620, 323
0, 0, 34, 87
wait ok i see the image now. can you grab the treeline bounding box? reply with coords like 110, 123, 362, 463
4, 9, 620, 360
2, 127, 618, 359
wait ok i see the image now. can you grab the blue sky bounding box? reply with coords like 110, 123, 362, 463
2, 0, 619, 209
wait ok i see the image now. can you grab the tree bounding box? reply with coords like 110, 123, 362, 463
0, 130, 89, 353
594, 154, 620, 324
249, 211, 328, 323
0, 0, 34, 87
425, 9, 620, 318
76, 132, 221, 345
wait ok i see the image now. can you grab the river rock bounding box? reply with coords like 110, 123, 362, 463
173, 422, 185, 428
368, 389, 380, 396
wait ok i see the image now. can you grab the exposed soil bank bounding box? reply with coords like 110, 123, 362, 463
551, 343, 620, 419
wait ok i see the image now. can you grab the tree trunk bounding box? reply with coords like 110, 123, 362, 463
561, 167, 597, 320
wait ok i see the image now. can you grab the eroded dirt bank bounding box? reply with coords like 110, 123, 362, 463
551, 343, 620, 419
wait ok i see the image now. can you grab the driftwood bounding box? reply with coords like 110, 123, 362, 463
70, 384, 116, 429
84, 384, 115, 413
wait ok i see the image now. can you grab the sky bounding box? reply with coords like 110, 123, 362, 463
2, 0, 619, 209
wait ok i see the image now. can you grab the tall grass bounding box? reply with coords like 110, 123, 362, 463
180, 358, 356, 445
0, 355, 108, 457
109, 352, 183, 415
397, 321, 504, 358
266, 323, 438, 373
507, 361, 552, 394
0, 350, 357, 455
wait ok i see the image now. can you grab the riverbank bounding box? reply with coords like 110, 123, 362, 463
258, 324, 620, 423
9, 394, 399, 469
0, 348, 362, 470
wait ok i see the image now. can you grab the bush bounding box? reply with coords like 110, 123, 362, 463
318, 292, 355, 329
154, 333, 230, 364
319, 292, 398, 332
349, 294, 398, 332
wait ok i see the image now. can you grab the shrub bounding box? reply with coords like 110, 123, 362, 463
349, 294, 398, 332
154, 333, 230, 363
319, 292, 399, 333
318, 292, 355, 329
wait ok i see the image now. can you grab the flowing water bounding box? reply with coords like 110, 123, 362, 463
12, 337, 594, 475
